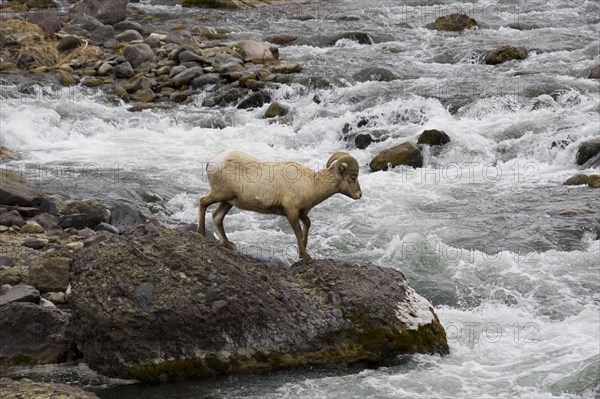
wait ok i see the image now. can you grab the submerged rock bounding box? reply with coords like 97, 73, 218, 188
352, 67, 399, 82
417, 129, 451, 146
370, 142, 424, 171
70, 224, 448, 382
434, 14, 477, 31
590, 64, 600, 79
564, 174, 600, 188
484, 45, 528, 65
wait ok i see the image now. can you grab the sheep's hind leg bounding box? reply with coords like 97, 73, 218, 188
300, 212, 311, 250
213, 201, 234, 250
287, 210, 312, 262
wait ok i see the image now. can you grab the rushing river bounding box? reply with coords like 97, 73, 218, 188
2, 0, 599, 397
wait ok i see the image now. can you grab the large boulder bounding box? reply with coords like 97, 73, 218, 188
434, 13, 477, 31
0, 169, 44, 207
0, 378, 100, 399
70, 224, 448, 382
63, 199, 110, 228
576, 138, 600, 166
27, 255, 71, 293
237, 40, 275, 63
123, 43, 155, 68
71, 0, 128, 25
370, 142, 424, 171
0, 302, 71, 364
417, 129, 451, 146
485, 45, 528, 65
0, 284, 40, 306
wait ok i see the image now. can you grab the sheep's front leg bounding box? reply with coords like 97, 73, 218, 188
300, 211, 311, 249
287, 210, 312, 262
213, 201, 234, 250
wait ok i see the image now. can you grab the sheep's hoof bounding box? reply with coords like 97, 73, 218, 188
222, 241, 235, 251
300, 254, 313, 262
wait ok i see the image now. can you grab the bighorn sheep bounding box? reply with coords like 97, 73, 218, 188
198, 150, 362, 262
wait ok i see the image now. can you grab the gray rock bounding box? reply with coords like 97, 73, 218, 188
114, 20, 144, 33
0, 267, 28, 286
109, 202, 146, 233
0, 210, 25, 228
59, 214, 90, 230
14, 207, 39, 217
143, 36, 161, 48
212, 53, 243, 70
134, 282, 152, 312
0, 284, 11, 295
485, 45, 528, 65
26, 9, 61, 36
115, 29, 143, 42
169, 65, 187, 77
70, 225, 448, 382
94, 222, 120, 235
27, 256, 71, 293
90, 25, 114, 45
191, 73, 220, 88
434, 13, 477, 31
123, 43, 155, 68
0, 257, 13, 267
69, 13, 103, 31
114, 61, 134, 78
97, 62, 114, 76
0, 169, 44, 207
71, 0, 128, 25
44, 291, 67, 305
0, 302, 71, 364
172, 66, 204, 88
0, 284, 40, 306
77, 227, 96, 238
202, 87, 247, 107
19, 221, 45, 234
237, 40, 275, 62
57, 36, 82, 52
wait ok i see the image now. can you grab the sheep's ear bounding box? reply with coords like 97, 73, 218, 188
337, 162, 348, 174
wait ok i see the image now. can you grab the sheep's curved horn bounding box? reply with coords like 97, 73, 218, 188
326, 152, 352, 168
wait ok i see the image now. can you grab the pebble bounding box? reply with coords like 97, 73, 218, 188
66, 242, 85, 250
22, 238, 48, 249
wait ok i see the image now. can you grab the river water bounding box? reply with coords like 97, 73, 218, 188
1, 0, 599, 397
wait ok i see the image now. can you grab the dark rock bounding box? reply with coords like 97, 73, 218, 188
33, 213, 59, 229
212, 53, 243, 70
355, 134, 373, 149
94, 222, 120, 235
191, 73, 220, 88
589, 64, 600, 79
0, 302, 71, 364
69, 14, 103, 31
143, 36, 161, 48
237, 91, 272, 109
114, 61, 134, 78
0, 210, 25, 228
97, 62, 114, 76
124, 75, 154, 93
576, 138, 600, 166
109, 202, 146, 234
172, 66, 204, 88
16, 53, 35, 68
115, 29, 143, 42
90, 25, 114, 45
417, 129, 451, 146
71, 0, 128, 25
590, 175, 600, 188
63, 200, 110, 229
0, 284, 40, 306
264, 101, 288, 118
563, 174, 592, 186
434, 13, 477, 31
329, 31, 373, 45
353, 67, 399, 82
0, 267, 28, 286
267, 34, 297, 45
485, 45, 528, 65
27, 256, 71, 293
70, 225, 448, 382
58, 69, 78, 85
182, 0, 240, 8
22, 238, 48, 250
178, 50, 205, 64
14, 206, 39, 218
0, 256, 14, 267
370, 142, 424, 171
114, 20, 144, 33
59, 214, 90, 230
202, 87, 247, 107
0, 378, 100, 398
123, 43, 155, 68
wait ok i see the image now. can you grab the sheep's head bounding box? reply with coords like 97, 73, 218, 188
326, 152, 362, 200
